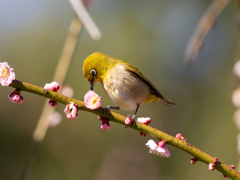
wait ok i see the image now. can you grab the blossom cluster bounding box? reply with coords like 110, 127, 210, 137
0, 62, 24, 104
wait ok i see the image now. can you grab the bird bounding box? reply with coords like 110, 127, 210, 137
82, 52, 175, 119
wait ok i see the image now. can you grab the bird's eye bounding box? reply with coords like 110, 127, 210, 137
90, 69, 97, 77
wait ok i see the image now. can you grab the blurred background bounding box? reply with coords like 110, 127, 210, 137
0, 0, 238, 179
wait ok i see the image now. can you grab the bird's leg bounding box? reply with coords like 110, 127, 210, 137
103, 105, 120, 115
131, 105, 140, 120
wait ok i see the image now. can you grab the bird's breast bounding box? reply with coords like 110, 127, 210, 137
102, 64, 149, 111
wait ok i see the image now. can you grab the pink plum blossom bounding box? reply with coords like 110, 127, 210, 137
84, 90, 101, 110
145, 139, 158, 153
146, 139, 171, 158
8, 90, 24, 104
44, 81, 60, 92
0, 62, 15, 86
137, 117, 151, 125
64, 102, 78, 119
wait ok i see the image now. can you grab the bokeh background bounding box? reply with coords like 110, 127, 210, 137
0, 0, 239, 180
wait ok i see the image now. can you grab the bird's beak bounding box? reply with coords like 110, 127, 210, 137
90, 78, 95, 90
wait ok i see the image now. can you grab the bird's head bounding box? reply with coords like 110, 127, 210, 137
83, 52, 116, 90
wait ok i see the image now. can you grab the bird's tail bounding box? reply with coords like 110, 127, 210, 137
160, 98, 176, 106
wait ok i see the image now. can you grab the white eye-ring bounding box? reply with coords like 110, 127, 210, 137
90, 69, 97, 77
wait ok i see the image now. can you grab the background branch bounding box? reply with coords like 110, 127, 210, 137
184, 0, 230, 66
19, 17, 82, 180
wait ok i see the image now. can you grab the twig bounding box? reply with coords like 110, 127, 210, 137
184, 0, 230, 66
68, 0, 101, 40
34, 17, 82, 142
9, 79, 240, 180
19, 141, 38, 180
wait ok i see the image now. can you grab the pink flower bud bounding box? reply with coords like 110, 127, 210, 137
124, 117, 132, 125
98, 116, 109, 123
158, 140, 166, 147
157, 140, 170, 158
84, 90, 101, 110
98, 115, 105, 121
209, 163, 215, 171
176, 133, 184, 140
98, 116, 110, 130
140, 132, 146, 137
190, 157, 198, 164
44, 81, 60, 92
137, 117, 151, 125
17, 95, 24, 104
0, 62, 15, 86
8, 90, 24, 104
12, 94, 20, 101
101, 122, 110, 130
48, 99, 58, 107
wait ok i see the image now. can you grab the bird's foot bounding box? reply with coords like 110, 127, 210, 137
131, 114, 136, 120
103, 106, 120, 115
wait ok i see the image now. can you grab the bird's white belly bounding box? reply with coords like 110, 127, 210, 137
103, 65, 149, 111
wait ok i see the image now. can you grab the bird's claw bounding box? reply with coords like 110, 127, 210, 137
126, 114, 136, 126
131, 115, 136, 120
103, 106, 111, 115
103, 106, 120, 115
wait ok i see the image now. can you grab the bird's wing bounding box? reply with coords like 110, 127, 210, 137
123, 63, 165, 100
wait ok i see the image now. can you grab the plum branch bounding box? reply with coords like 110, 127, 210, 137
7, 79, 240, 180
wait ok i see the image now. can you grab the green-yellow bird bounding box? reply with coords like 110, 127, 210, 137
83, 52, 175, 118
